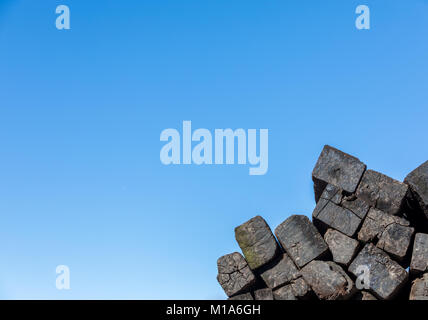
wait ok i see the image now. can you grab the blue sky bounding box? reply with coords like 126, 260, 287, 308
0, 0, 427, 299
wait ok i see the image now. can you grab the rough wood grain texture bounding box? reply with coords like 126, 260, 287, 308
235, 215, 279, 270
341, 195, 370, 219
324, 229, 359, 266
405, 160, 428, 220
358, 207, 410, 242
301, 260, 355, 300
312, 145, 366, 202
275, 215, 328, 268
410, 233, 428, 275
216, 146, 427, 300
353, 291, 377, 300
272, 285, 297, 300
313, 200, 362, 237
377, 222, 414, 261
259, 253, 299, 289
358, 207, 414, 260
253, 288, 274, 300
228, 292, 253, 300
319, 184, 343, 204
348, 243, 408, 300
409, 273, 428, 300
289, 277, 312, 300
356, 169, 408, 216
217, 252, 256, 297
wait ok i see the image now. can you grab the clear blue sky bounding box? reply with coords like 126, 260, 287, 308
0, 0, 427, 299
